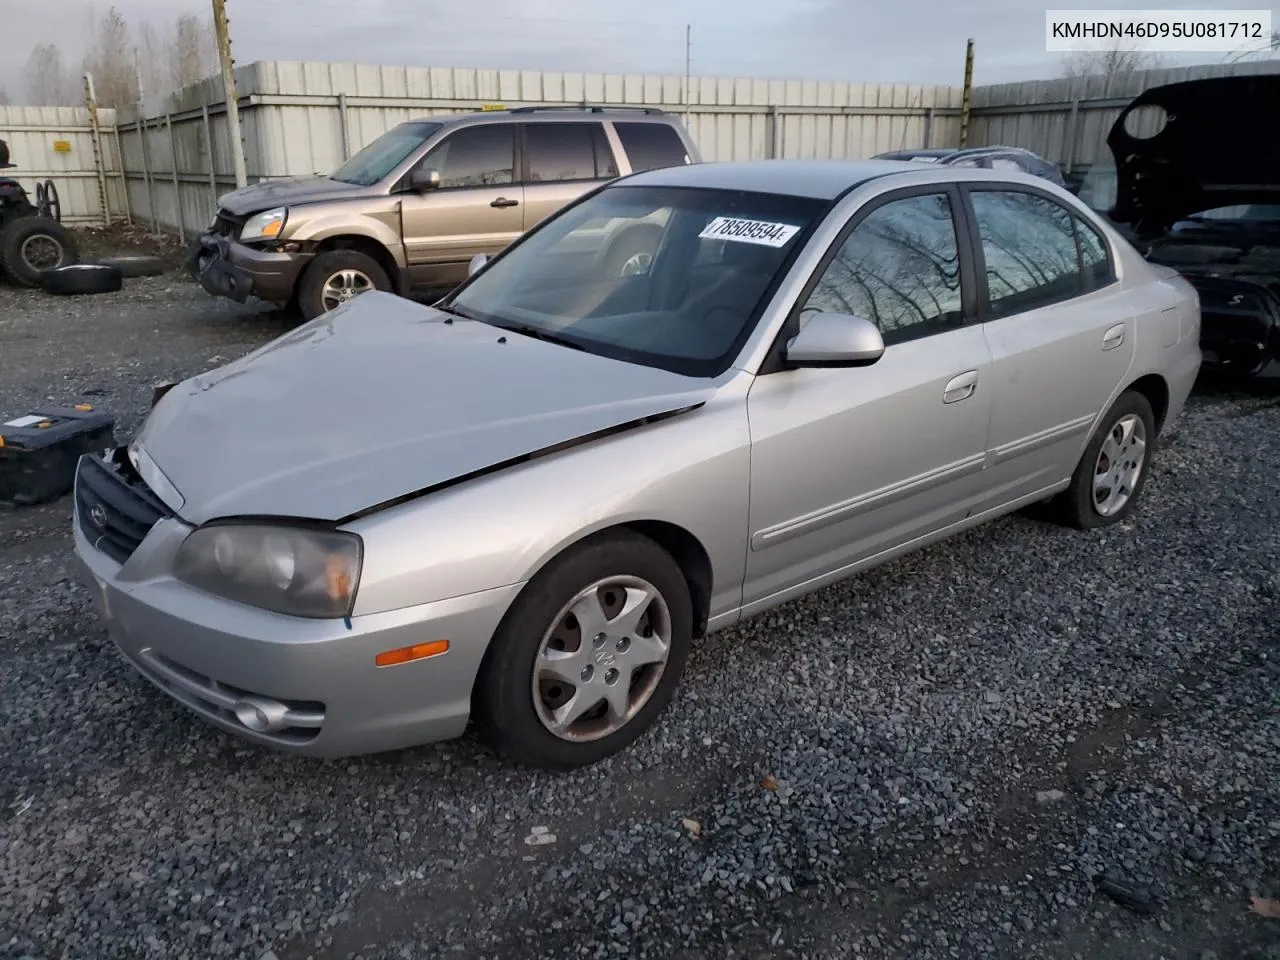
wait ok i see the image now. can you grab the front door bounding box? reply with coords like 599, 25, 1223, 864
400, 124, 525, 289
962, 186, 1137, 507
743, 188, 994, 610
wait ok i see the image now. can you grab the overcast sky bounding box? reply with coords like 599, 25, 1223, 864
2, 0, 1277, 100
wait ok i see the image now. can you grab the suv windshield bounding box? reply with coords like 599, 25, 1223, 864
330, 121, 442, 186
443, 185, 828, 377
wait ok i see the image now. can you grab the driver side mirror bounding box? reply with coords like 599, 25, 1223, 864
410, 168, 441, 192
784, 312, 885, 368
467, 253, 489, 277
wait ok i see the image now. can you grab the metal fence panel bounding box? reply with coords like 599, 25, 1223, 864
0, 105, 124, 225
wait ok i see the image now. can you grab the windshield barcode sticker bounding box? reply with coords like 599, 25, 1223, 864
698, 217, 800, 248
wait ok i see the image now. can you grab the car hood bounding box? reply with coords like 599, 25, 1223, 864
216, 175, 366, 216
1107, 74, 1280, 236
134, 293, 715, 525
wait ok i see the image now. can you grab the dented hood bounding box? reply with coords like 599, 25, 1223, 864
1108, 74, 1280, 236
216, 175, 366, 217
135, 293, 714, 525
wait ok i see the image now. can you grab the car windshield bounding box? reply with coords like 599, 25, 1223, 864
330, 121, 442, 186
442, 184, 828, 377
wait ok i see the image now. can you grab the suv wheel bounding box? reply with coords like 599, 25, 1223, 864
297, 249, 392, 320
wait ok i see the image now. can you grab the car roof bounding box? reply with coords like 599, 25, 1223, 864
617, 158, 985, 200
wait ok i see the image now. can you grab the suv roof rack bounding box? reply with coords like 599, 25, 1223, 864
507, 104, 667, 116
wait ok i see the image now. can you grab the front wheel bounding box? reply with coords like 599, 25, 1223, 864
474, 530, 693, 769
295, 249, 392, 320
1051, 390, 1156, 530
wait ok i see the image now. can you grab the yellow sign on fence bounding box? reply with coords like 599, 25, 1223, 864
52, 140, 71, 153
480, 103, 506, 111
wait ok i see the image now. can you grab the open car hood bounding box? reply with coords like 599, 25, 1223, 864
1107, 74, 1280, 236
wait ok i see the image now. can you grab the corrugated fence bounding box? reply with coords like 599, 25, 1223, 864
0, 105, 126, 225
5, 56, 1278, 232
112, 61, 965, 238
969, 58, 1280, 172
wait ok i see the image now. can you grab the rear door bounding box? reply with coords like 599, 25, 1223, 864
399, 124, 524, 288
963, 184, 1137, 508
519, 121, 619, 232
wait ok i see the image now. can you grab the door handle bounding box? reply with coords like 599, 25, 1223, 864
1102, 323, 1126, 350
490, 197, 519, 208
943, 370, 978, 404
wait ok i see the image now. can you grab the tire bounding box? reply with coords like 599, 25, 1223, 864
1050, 390, 1156, 530
40, 263, 123, 296
0, 216, 79, 287
296, 249, 392, 320
98, 254, 166, 278
474, 529, 694, 769
602, 224, 662, 276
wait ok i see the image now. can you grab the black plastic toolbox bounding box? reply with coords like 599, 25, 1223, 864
0, 405, 116, 505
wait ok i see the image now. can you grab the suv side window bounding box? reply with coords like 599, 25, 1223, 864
523, 122, 618, 183
969, 189, 1083, 319
613, 122, 689, 172
801, 191, 964, 346
419, 125, 515, 188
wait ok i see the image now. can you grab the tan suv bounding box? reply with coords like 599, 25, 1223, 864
186, 106, 701, 320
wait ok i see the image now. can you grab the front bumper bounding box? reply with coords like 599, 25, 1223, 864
185, 231, 311, 305
72, 472, 521, 758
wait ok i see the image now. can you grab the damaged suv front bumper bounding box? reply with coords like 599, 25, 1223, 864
185, 231, 311, 305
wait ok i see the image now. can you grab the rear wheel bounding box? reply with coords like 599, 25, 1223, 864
1050, 390, 1155, 529
474, 530, 693, 769
0, 216, 78, 286
296, 249, 392, 320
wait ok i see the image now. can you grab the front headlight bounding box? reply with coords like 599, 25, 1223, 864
239, 207, 287, 242
174, 523, 362, 619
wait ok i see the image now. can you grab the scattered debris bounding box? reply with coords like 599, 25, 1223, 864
681, 818, 701, 838
761, 774, 779, 791
12, 796, 33, 816
523, 826, 556, 846
1096, 875, 1158, 915
1251, 895, 1280, 919
1035, 789, 1067, 805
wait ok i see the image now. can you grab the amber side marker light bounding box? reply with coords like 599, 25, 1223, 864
375, 640, 450, 667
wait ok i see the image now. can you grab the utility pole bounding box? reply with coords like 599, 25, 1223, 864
212, 0, 248, 188
683, 24, 691, 128
958, 37, 975, 148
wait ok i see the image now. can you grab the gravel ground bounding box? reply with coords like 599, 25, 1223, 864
1, 261, 1278, 960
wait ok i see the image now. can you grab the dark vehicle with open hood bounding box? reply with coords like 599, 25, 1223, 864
1081, 73, 1280, 377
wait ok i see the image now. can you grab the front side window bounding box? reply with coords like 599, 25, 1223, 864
801, 192, 964, 346
443, 185, 826, 377
419, 125, 515, 188
524, 123, 617, 182
330, 121, 442, 186
970, 189, 1082, 319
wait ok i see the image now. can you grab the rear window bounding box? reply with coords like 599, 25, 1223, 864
614, 122, 689, 173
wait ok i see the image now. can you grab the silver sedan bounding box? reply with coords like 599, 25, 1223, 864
72, 158, 1202, 769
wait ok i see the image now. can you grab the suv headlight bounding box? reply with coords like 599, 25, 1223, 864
240, 207, 287, 242
174, 523, 362, 619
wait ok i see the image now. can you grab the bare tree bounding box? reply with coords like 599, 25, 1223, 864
135, 19, 166, 111
1225, 29, 1280, 62
1059, 45, 1164, 80
0, 87, 10, 106
81, 5, 137, 109
168, 13, 218, 93
23, 43, 78, 106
